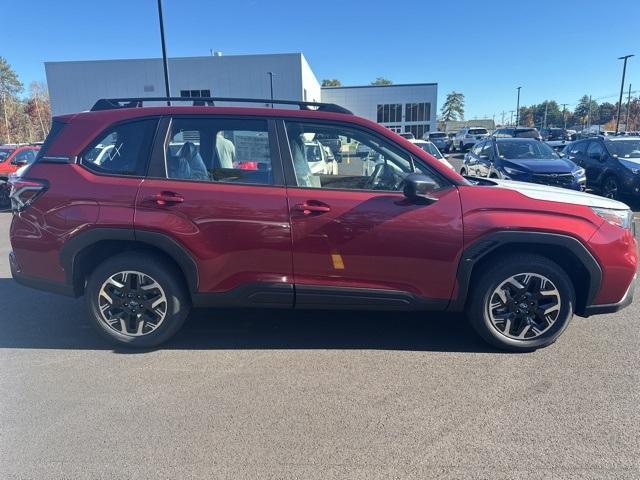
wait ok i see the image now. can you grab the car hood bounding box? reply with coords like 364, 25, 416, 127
502, 157, 576, 173
492, 179, 629, 209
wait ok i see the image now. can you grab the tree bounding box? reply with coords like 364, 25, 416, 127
371, 77, 392, 86
574, 95, 599, 126
0, 56, 24, 144
321, 79, 341, 87
440, 91, 465, 121
597, 102, 616, 125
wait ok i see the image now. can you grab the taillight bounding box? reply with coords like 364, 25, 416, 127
9, 176, 48, 212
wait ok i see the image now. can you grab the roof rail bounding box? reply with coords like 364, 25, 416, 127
90, 97, 353, 115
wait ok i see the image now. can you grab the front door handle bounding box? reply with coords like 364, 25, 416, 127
149, 191, 184, 206
292, 201, 331, 215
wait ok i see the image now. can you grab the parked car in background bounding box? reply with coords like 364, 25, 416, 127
305, 140, 338, 176
461, 137, 586, 191
424, 131, 449, 152
453, 127, 489, 152
398, 132, 415, 140
541, 128, 572, 151
563, 136, 640, 199
8, 96, 637, 352
408, 139, 455, 170
492, 127, 542, 140
446, 132, 456, 152
0, 144, 40, 207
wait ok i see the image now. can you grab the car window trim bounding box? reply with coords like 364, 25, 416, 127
275, 117, 453, 192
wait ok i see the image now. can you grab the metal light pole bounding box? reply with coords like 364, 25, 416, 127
561, 103, 568, 129
157, 0, 172, 106
515, 86, 522, 126
267, 72, 275, 108
615, 55, 634, 134
625, 83, 632, 132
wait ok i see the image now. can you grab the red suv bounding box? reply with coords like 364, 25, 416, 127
8, 97, 638, 351
0, 144, 40, 207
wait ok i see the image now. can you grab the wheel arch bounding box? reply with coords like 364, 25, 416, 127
449, 231, 602, 316
60, 228, 199, 297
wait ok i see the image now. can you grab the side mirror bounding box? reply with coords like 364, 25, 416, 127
402, 174, 439, 204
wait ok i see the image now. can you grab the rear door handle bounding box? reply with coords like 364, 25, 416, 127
149, 191, 184, 206
292, 201, 331, 215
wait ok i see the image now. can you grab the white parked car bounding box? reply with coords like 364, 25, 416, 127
454, 127, 489, 152
408, 139, 455, 170
304, 141, 337, 175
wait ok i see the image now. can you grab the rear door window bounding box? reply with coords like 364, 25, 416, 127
81, 119, 158, 176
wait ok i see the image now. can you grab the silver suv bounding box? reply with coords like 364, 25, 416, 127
454, 127, 489, 152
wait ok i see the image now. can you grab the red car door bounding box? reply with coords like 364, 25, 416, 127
135, 116, 294, 307
280, 120, 464, 309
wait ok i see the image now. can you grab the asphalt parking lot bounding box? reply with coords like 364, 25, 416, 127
1, 207, 639, 479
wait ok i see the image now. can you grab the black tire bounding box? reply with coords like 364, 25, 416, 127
0, 180, 9, 209
460, 168, 467, 176
459, 141, 465, 152
85, 251, 190, 348
467, 254, 575, 352
601, 175, 620, 200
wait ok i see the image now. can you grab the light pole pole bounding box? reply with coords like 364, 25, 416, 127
515, 86, 522, 126
157, 0, 172, 106
561, 103, 568, 129
625, 83, 632, 132
615, 54, 634, 134
267, 72, 275, 108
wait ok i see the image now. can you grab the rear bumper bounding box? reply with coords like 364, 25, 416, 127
583, 274, 636, 316
9, 251, 76, 297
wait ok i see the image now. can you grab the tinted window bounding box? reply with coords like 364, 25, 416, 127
471, 141, 484, 156
428, 132, 447, 139
496, 140, 556, 160
586, 141, 606, 160
414, 141, 443, 159
13, 149, 38, 164
568, 141, 587, 156
605, 139, 640, 159
514, 128, 540, 138
35, 120, 66, 162
0, 148, 15, 162
81, 119, 157, 176
468, 128, 488, 135
480, 142, 494, 159
165, 118, 273, 185
285, 122, 445, 192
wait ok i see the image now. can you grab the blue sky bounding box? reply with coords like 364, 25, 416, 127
4, 0, 639, 119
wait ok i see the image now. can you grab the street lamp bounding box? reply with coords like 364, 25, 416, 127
157, 0, 171, 105
615, 54, 634, 134
267, 72, 275, 108
515, 86, 522, 126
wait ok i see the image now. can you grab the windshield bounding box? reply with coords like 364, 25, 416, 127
606, 139, 640, 159
496, 140, 557, 160
0, 148, 15, 162
416, 142, 443, 159
429, 132, 447, 139
468, 128, 488, 135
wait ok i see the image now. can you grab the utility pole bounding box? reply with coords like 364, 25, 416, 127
587, 95, 592, 131
1, 89, 10, 144
561, 103, 568, 129
501, 111, 505, 125
509, 110, 515, 126
267, 72, 275, 108
515, 86, 522, 126
157, 0, 172, 106
625, 83, 632, 132
543, 103, 548, 129
615, 54, 634, 134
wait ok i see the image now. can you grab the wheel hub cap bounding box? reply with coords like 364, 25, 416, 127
98, 271, 167, 337
487, 273, 561, 340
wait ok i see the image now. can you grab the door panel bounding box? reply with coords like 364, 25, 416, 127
286, 187, 464, 302
136, 180, 293, 294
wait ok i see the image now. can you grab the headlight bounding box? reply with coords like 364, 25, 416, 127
592, 207, 634, 230
503, 166, 525, 176
573, 167, 586, 177
619, 159, 640, 175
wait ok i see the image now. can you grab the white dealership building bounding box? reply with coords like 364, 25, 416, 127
45, 53, 437, 136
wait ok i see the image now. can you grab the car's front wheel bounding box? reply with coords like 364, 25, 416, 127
468, 254, 575, 351
601, 175, 620, 200
85, 252, 190, 348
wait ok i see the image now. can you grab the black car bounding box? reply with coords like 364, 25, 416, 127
461, 137, 586, 191
493, 127, 542, 141
563, 136, 640, 199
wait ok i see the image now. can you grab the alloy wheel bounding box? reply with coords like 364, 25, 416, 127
487, 273, 561, 340
602, 177, 619, 199
97, 271, 168, 336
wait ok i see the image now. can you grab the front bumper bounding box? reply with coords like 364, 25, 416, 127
583, 273, 636, 316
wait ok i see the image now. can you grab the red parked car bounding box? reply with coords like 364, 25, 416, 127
0, 144, 40, 207
8, 97, 638, 351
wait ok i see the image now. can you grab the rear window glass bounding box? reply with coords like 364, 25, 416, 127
429, 132, 447, 138
0, 148, 15, 162
515, 128, 540, 138
468, 128, 488, 135
34, 120, 66, 161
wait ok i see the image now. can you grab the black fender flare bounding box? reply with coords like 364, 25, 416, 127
447, 231, 602, 314
59, 228, 199, 295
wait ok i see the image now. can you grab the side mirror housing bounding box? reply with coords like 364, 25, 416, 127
403, 174, 439, 204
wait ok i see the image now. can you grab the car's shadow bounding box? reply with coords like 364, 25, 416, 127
0, 278, 496, 353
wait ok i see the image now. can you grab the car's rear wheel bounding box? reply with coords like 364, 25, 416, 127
85, 252, 190, 348
468, 254, 575, 352
601, 175, 620, 200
